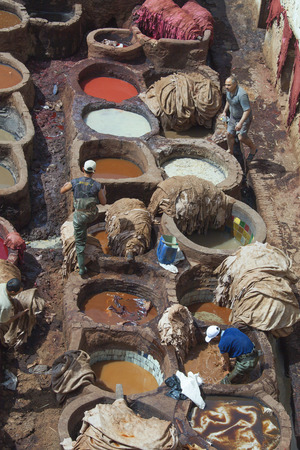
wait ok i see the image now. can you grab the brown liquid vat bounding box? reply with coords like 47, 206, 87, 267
27, 3, 83, 59
174, 391, 292, 450
0, 215, 18, 264
132, 25, 211, 71
0, 53, 34, 109
67, 138, 163, 208
153, 138, 243, 199
160, 198, 267, 268
87, 28, 144, 62
0, 143, 30, 229
0, 1, 30, 63
63, 266, 170, 346
0, 92, 34, 162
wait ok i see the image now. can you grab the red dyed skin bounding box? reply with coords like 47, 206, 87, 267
81, 76, 138, 102
0, 237, 8, 260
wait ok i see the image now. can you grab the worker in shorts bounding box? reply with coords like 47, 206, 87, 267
221, 75, 258, 163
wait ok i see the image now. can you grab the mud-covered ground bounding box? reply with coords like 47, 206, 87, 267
1, 0, 300, 449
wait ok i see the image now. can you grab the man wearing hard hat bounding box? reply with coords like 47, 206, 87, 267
60, 160, 106, 276
205, 325, 261, 384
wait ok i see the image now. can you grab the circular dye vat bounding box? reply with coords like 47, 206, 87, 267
0, 10, 21, 28
188, 302, 231, 325
94, 158, 143, 179
29, 11, 73, 22
190, 396, 280, 449
184, 342, 228, 384
83, 109, 151, 137
163, 126, 211, 140
0, 63, 22, 89
187, 229, 240, 250
162, 157, 226, 185
81, 77, 138, 102
0, 128, 15, 141
0, 165, 15, 188
92, 230, 110, 254
0, 237, 8, 260
92, 360, 159, 394
82, 291, 157, 326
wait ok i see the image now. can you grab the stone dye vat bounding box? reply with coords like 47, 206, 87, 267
80, 77, 138, 102
160, 199, 267, 267
0, 1, 30, 62
84, 108, 152, 138
0, 143, 30, 229
0, 216, 18, 264
132, 25, 211, 70
90, 349, 161, 394
68, 138, 162, 205
154, 139, 243, 198
82, 291, 157, 327
27, 3, 83, 59
87, 28, 143, 61
0, 53, 34, 109
63, 268, 169, 343
0, 92, 34, 162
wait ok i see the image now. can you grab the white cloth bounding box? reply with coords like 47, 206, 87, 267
176, 370, 205, 409
0, 283, 14, 324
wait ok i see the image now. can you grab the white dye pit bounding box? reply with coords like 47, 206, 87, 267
0, 165, 15, 188
83, 109, 151, 137
162, 157, 226, 185
188, 229, 241, 250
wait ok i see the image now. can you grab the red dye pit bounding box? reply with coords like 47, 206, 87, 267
94, 158, 143, 179
0, 237, 8, 260
80, 76, 138, 102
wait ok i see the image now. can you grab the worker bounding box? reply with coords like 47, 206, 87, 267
221, 75, 258, 163
60, 160, 106, 276
205, 325, 260, 384
0, 278, 28, 344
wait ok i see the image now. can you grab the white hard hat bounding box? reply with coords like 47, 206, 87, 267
83, 160, 96, 173
205, 325, 221, 343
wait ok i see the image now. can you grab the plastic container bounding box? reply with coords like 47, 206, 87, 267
157, 235, 178, 264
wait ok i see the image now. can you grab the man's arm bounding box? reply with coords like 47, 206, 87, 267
60, 181, 72, 194
220, 352, 231, 371
235, 108, 251, 130
222, 101, 230, 116
98, 186, 107, 206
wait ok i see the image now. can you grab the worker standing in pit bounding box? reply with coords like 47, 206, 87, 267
60, 160, 106, 276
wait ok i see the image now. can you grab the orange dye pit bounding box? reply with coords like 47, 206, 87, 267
94, 158, 143, 179
81, 76, 138, 102
82, 291, 157, 325
0, 64, 22, 89
92, 360, 159, 394
188, 302, 231, 325
0, 10, 21, 29
92, 230, 110, 254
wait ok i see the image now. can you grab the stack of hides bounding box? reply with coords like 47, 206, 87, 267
61, 399, 179, 449
148, 176, 234, 235
214, 242, 300, 337
135, 0, 214, 42
105, 198, 152, 258
139, 68, 221, 131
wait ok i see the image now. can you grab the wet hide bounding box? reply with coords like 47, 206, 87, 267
51, 350, 96, 404
134, 0, 202, 40
148, 176, 234, 235
182, 0, 214, 44
1, 288, 45, 348
64, 398, 179, 449
139, 70, 221, 131
288, 42, 300, 126
4, 231, 26, 264
105, 198, 151, 258
60, 219, 103, 277
0, 259, 21, 284
158, 304, 196, 363
214, 242, 300, 337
